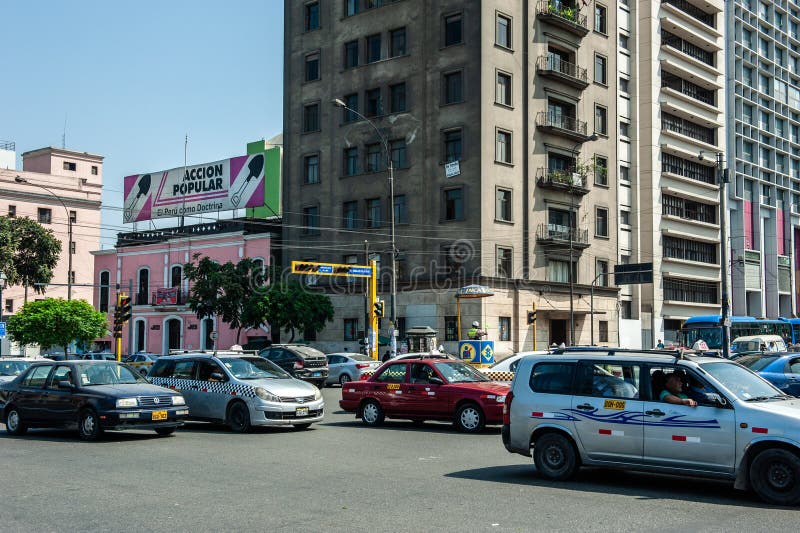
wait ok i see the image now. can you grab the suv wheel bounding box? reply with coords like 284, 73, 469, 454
227, 401, 251, 433
5, 407, 27, 436
750, 448, 800, 505
454, 403, 485, 433
361, 400, 385, 426
533, 432, 579, 480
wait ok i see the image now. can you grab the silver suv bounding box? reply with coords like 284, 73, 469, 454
149, 351, 324, 432
503, 348, 800, 505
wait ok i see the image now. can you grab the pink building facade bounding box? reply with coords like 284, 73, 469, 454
92, 220, 273, 356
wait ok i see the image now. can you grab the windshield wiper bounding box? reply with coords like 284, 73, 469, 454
744, 396, 773, 402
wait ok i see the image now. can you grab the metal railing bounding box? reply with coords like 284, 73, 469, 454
664, 278, 718, 304
536, 223, 589, 245
661, 0, 715, 28
661, 30, 714, 66
536, 0, 588, 29
117, 218, 274, 247
661, 73, 715, 105
536, 111, 588, 136
0, 141, 15, 151
662, 194, 717, 223
662, 153, 716, 184
537, 55, 588, 84
537, 167, 588, 189
662, 112, 715, 144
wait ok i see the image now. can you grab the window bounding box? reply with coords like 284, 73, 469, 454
303, 154, 320, 184
496, 247, 512, 277
620, 301, 632, 319
496, 130, 512, 163
38, 208, 52, 224
390, 27, 407, 57
619, 122, 629, 138
344, 319, 358, 341
620, 210, 630, 225
304, 2, 320, 31
619, 34, 629, 49
137, 268, 150, 305
4, 298, 12, 313
443, 129, 463, 162
343, 93, 358, 122
496, 188, 512, 221
22, 365, 53, 389
390, 139, 408, 169
594, 54, 607, 84
366, 143, 383, 172
576, 361, 639, 398
444, 188, 464, 221
91, 165, 98, 175
366, 88, 382, 117
69, 210, 76, 223
547, 259, 575, 283
445, 316, 458, 341
496, 14, 511, 48
596, 260, 609, 287
595, 207, 609, 237
303, 206, 320, 235
496, 72, 512, 106
620, 166, 630, 182
7, 205, 15, 218
443, 71, 463, 104
345, 0, 358, 16
594, 156, 608, 186
394, 195, 407, 224
63, 161, 76, 171
530, 363, 575, 394
390, 82, 407, 113
595, 4, 607, 34
70, 241, 76, 254
343, 201, 359, 229
595, 104, 608, 135
619, 77, 629, 93
499, 316, 511, 341
305, 52, 319, 82
444, 13, 463, 46
344, 40, 359, 68
99, 271, 110, 313
302, 103, 319, 133
366, 34, 382, 63
663, 236, 717, 264
375, 363, 406, 383
344, 147, 359, 176
366, 198, 381, 227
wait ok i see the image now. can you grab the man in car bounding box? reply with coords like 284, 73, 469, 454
660, 370, 697, 407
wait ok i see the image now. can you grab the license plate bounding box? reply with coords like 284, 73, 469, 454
603, 400, 626, 410
312, 372, 320, 377
296, 407, 309, 417
151, 410, 168, 421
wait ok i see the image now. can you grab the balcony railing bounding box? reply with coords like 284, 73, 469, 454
536, 223, 590, 248
536, 167, 590, 195
661, 74, 715, 106
664, 277, 718, 304
536, 0, 589, 37
661, 30, 714, 66
536, 111, 590, 141
536, 55, 588, 89
662, 112, 715, 145
661, 0, 715, 28
662, 153, 716, 184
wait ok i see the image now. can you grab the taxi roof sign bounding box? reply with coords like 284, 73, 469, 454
290, 260, 373, 278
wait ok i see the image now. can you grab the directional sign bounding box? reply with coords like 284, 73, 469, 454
0, 321, 5, 338
290, 261, 373, 278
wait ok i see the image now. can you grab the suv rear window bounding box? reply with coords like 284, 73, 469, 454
529, 363, 575, 394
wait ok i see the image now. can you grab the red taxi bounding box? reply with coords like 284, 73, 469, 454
339, 356, 510, 433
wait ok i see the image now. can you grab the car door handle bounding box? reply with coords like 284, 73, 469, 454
576, 403, 594, 411
646, 409, 665, 417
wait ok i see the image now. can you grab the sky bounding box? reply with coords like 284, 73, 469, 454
1, 0, 284, 249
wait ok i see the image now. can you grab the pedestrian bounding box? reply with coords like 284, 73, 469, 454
467, 321, 487, 340
656, 339, 665, 349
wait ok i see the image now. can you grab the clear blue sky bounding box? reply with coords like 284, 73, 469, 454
1, 0, 284, 248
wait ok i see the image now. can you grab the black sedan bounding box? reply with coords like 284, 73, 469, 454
0, 360, 189, 441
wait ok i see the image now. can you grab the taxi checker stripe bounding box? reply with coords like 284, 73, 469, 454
151, 377, 256, 398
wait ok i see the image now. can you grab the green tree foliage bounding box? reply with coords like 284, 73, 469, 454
0, 216, 62, 303
261, 280, 334, 343
7, 298, 108, 355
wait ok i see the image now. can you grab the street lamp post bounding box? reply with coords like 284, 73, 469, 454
15, 176, 73, 300
332, 99, 398, 357
0, 271, 6, 357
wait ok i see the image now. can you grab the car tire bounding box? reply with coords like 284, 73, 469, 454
533, 432, 579, 481
227, 401, 251, 433
155, 427, 176, 437
78, 409, 103, 442
293, 423, 312, 430
361, 399, 385, 426
749, 448, 800, 505
339, 374, 351, 386
454, 403, 485, 433
5, 406, 27, 436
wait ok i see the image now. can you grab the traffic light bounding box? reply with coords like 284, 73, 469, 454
118, 296, 132, 323
527, 310, 537, 325
373, 300, 384, 318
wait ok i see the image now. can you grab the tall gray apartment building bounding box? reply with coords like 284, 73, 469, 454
283, 0, 621, 354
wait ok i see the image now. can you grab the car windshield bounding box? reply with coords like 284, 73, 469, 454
77, 363, 148, 385
0, 361, 32, 376
736, 355, 781, 372
700, 361, 785, 401
434, 361, 490, 383
222, 357, 290, 379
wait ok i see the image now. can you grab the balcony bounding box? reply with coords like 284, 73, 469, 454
661, 30, 714, 67
536, 167, 590, 196
536, 223, 590, 250
536, 111, 591, 142
662, 112, 715, 145
536, 55, 589, 90
152, 288, 187, 307
661, 0, 715, 29
536, 0, 589, 37
661, 73, 715, 106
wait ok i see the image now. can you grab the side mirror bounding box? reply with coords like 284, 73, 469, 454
58, 380, 74, 390
429, 377, 444, 386
704, 392, 727, 407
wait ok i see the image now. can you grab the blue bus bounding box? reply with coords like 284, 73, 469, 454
679, 315, 793, 349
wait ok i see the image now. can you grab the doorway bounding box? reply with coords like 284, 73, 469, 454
165, 318, 182, 353
550, 319, 567, 347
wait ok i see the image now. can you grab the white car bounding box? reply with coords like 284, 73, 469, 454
0, 357, 48, 384
481, 351, 550, 375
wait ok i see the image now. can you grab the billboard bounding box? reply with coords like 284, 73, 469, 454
123, 153, 266, 223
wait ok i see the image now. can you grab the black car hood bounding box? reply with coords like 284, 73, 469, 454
80, 383, 178, 397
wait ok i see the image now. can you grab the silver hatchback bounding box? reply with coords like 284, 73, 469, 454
504, 349, 800, 505
149, 352, 324, 432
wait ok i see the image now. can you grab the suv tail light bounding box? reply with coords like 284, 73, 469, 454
355, 363, 371, 369
503, 390, 514, 425
293, 360, 304, 370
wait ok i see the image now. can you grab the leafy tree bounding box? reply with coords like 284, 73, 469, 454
262, 280, 334, 342
0, 216, 62, 303
0, 217, 15, 279
7, 298, 108, 355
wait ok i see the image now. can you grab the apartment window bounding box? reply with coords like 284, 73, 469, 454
68, 210, 76, 224
390, 27, 407, 57
366, 34, 382, 63
595, 207, 609, 237
302, 103, 320, 133
620, 166, 630, 182
366, 88, 382, 117
343, 93, 358, 122
443, 71, 463, 104
345, 0, 358, 16
344, 40, 359, 68
663, 236, 717, 264
63, 161, 76, 171
594, 156, 608, 186
664, 278, 718, 304
38, 208, 52, 224
343, 201, 359, 229
7, 205, 15, 218
5, 299, 13, 313
394, 195, 408, 224
595, 4, 607, 34
304, 2, 320, 31
70, 241, 76, 254
91, 165, 98, 175
499, 317, 511, 341
496, 14, 511, 48
344, 318, 359, 341
547, 259, 574, 283
305, 52, 320, 82
596, 260, 609, 287
98, 271, 110, 313
620, 300, 632, 319
366, 143, 383, 172
445, 316, 458, 341
390, 139, 408, 169
619, 122, 629, 138
366, 198, 381, 227
444, 188, 464, 221
344, 147, 359, 176
302, 206, 320, 235
496, 72, 512, 106
390, 82, 407, 113
619, 34, 629, 50
496, 130, 512, 164
594, 54, 607, 84
496, 188, 512, 222
599, 321, 609, 343
443, 129, 463, 162
595, 104, 608, 135
619, 77, 629, 93
620, 210, 630, 225
496, 247, 512, 278
303, 154, 320, 184
444, 13, 463, 46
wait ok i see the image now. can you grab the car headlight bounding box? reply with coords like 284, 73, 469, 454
255, 387, 281, 402
314, 388, 322, 401
495, 395, 506, 403
116, 398, 138, 408
172, 396, 186, 406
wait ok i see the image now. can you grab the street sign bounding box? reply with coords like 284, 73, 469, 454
290, 261, 373, 278
0, 321, 5, 338
614, 262, 653, 285
210, 331, 218, 340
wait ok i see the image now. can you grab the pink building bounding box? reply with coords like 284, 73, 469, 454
91, 220, 273, 355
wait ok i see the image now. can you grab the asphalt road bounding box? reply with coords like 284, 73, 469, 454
0, 387, 795, 532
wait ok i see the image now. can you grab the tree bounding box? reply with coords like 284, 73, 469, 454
0, 217, 15, 279
0, 216, 62, 304
7, 298, 108, 355
262, 280, 334, 342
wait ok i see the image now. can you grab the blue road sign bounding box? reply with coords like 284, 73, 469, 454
0, 321, 6, 338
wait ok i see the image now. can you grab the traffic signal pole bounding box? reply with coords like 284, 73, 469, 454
370, 259, 378, 360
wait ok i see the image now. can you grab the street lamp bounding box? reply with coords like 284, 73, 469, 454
332, 98, 398, 357
699, 151, 730, 359
15, 176, 73, 300
0, 271, 5, 357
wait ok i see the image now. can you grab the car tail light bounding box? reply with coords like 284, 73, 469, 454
293, 360, 304, 369
359, 373, 370, 380
502, 390, 514, 425
355, 363, 370, 369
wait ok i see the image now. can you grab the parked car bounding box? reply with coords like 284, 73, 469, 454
259, 344, 328, 388
735, 353, 800, 396
149, 351, 324, 432
340, 358, 509, 432
0, 360, 188, 441
731, 335, 787, 355
503, 347, 800, 505
0, 358, 47, 384
81, 352, 117, 361
124, 353, 161, 375
325, 353, 381, 386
